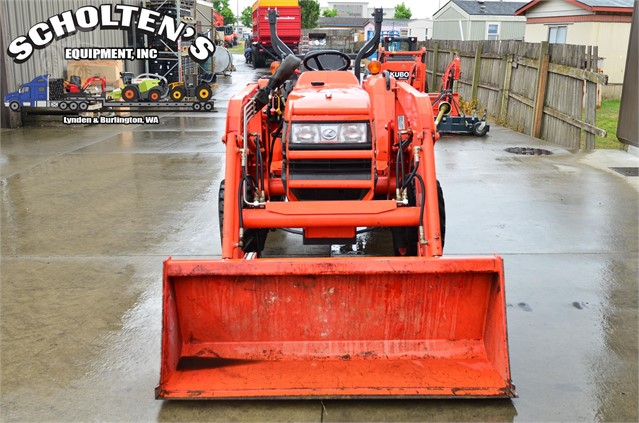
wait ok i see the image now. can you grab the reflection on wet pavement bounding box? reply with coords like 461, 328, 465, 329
1, 54, 637, 422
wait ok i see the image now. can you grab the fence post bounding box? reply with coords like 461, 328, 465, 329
499, 54, 514, 123
532, 41, 550, 138
471, 43, 483, 101
431, 42, 439, 93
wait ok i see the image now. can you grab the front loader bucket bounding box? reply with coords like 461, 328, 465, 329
157, 256, 515, 399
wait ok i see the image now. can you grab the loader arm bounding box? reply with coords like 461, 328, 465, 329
268, 8, 294, 59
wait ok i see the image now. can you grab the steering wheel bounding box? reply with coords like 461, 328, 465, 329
302, 50, 351, 71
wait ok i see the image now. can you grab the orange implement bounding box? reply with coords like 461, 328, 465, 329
156, 256, 514, 399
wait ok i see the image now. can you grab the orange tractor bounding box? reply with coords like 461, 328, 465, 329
429, 56, 490, 137
378, 39, 489, 137
157, 9, 513, 399
378, 36, 428, 93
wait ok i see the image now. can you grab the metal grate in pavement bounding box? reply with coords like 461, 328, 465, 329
609, 167, 639, 177
504, 147, 553, 155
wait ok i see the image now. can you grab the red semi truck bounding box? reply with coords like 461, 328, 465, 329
250, 0, 301, 68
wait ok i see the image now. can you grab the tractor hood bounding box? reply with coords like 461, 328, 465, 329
284, 71, 371, 120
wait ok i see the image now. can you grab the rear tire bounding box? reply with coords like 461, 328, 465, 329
68, 102, 79, 111
195, 84, 212, 102
253, 51, 265, 68
59, 102, 68, 110
78, 102, 88, 111
203, 102, 213, 111
192, 102, 202, 111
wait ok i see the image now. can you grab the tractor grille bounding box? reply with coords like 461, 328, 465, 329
384, 55, 419, 62
288, 159, 371, 180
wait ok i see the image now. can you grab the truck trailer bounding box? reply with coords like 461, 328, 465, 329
4, 75, 215, 113
250, 0, 301, 68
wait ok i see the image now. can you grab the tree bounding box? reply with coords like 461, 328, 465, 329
300, 0, 320, 29
322, 8, 338, 17
213, 0, 237, 25
393, 2, 412, 19
241, 6, 252, 27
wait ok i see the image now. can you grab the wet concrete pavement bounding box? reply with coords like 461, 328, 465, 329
1, 56, 637, 422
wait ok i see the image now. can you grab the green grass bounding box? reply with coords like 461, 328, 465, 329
228, 41, 245, 54
595, 99, 623, 149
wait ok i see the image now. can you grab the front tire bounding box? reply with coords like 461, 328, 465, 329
9, 101, 20, 112
147, 87, 162, 102
391, 179, 446, 256
169, 86, 185, 102
122, 86, 139, 102
472, 121, 488, 137
218, 179, 269, 255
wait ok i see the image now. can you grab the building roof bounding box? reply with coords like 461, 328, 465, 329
378, 19, 411, 26
577, 0, 634, 5
317, 17, 369, 28
516, 0, 634, 15
452, 1, 528, 16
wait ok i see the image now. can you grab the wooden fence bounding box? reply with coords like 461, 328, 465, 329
421, 40, 607, 150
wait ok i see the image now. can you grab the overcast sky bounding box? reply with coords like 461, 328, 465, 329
231, 0, 526, 20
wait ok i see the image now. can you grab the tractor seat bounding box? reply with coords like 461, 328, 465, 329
199, 72, 217, 84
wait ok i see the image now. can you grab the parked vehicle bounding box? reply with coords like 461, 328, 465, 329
250, 0, 301, 68
3, 75, 101, 111
117, 72, 164, 102
4, 74, 216, 113
168, 73, 216, 102
377, 38, 489, 137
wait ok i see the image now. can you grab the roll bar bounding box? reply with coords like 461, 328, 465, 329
354, 8, 384, 81
268, 8, 294, 59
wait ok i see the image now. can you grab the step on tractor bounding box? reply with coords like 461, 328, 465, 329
168, 73, 216, 102
157, 8, 514, 400
118, 72, 164, 102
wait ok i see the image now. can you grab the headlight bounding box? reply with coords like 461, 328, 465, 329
290, 122, 368, 144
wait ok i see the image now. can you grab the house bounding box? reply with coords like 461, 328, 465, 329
316, 17, 369, 42
433, 0, 528, 41
408, 18, 434, 41
515, 0, 634, 98
324, 1, 370, 17
364, 19, 411, 40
